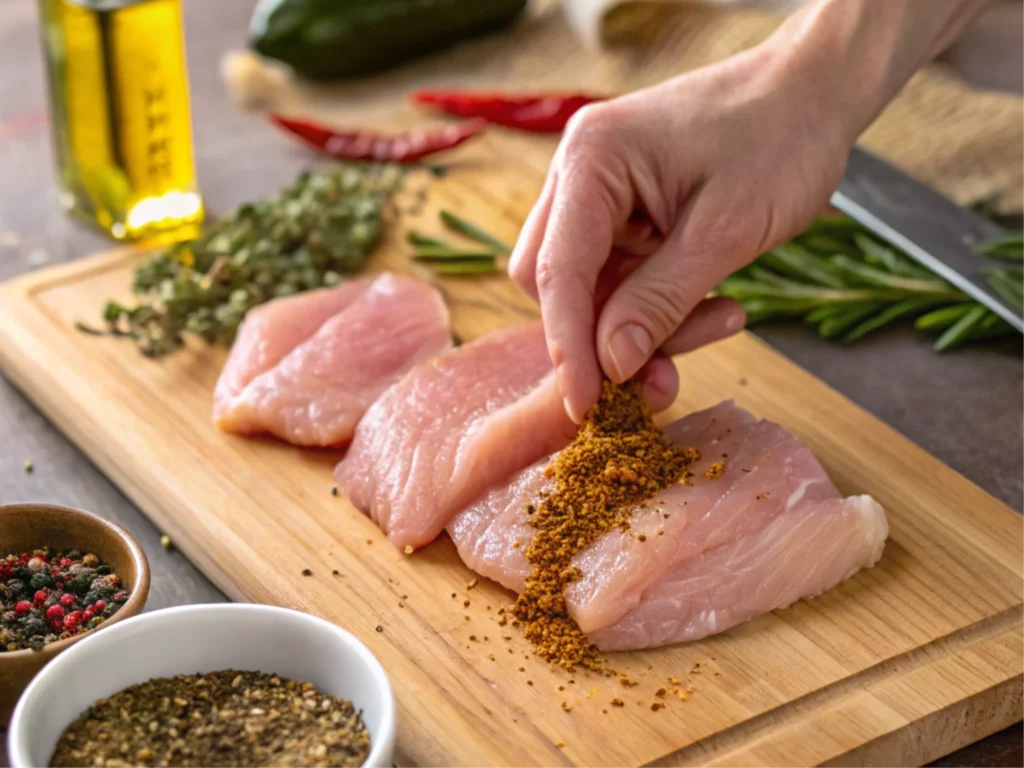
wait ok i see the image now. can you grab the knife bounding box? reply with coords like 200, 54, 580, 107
831, 146, 1023, 332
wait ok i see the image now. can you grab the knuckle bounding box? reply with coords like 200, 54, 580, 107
626, 280, 690, 339
534, 257, 561, 293
563, 103, 619, 148
509, 258, 534, 291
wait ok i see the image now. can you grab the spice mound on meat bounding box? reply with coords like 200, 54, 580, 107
49, 670, 370, 768
514, 380, 698, 671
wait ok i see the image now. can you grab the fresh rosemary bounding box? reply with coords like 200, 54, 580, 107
716, 217, 1022, 351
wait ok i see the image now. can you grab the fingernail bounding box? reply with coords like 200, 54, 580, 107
726, 311, 745, 333
607, 323, 652, 381
563, 396, 583, 425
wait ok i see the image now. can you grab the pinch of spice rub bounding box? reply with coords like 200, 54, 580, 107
513, 380, 698, 671
48, 670, 370, 768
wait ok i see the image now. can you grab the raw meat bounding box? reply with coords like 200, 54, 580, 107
213, 273, 451, 446
447, 400, 888, 649
335, 322, 578, 551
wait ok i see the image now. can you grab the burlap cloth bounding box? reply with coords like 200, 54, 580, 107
237, 0, 1023, 213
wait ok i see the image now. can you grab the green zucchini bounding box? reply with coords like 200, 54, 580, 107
250, 0, 529, 81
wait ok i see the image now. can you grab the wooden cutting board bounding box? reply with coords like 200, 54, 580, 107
0, 133, 1021, 767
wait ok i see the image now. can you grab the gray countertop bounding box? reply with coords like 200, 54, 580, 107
0, 0, 1020, 764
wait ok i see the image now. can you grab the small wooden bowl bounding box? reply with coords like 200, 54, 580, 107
0, 503, 150, 724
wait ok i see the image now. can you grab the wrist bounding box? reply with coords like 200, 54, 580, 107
753, 0, 997, 145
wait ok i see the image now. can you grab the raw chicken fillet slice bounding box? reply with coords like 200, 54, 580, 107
447, 400, 888, 649
213, 273, 451, 446
335, 322, 577, 551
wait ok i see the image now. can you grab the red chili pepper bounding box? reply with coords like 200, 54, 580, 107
410, 90, 603, 133
269, 114, 487, 164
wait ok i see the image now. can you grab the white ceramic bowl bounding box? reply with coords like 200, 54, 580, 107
7, 604, 396, 768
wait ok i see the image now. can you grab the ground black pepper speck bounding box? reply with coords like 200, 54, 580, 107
49, 670, 369, 768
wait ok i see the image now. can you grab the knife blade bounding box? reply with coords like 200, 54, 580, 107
831, 146, 1022, 332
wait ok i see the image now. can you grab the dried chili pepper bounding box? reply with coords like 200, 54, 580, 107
269, 113, 486, 163
410, 90, 603, 133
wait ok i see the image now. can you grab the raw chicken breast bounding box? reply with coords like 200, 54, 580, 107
590, 494, 887, 650
213, 273, 451, 446
335, 323, 578, 551
447, 400, 888, 649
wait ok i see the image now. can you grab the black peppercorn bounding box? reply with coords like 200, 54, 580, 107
30, 572, 55, 591
22, 617, 47, 637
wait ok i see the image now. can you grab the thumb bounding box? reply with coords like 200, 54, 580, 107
595, 196, 746, 382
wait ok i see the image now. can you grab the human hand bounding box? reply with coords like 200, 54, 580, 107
511, 0, 992, 422
510, 45, 853, 420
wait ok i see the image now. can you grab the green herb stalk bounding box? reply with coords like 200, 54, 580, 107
716, 217, 1022, 351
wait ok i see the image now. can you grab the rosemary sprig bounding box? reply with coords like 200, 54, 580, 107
718, 217, 1022, 351
408, 212, 506, 276
412, 246, 497, 262
439, 209, 511, 253
974, 231, 1023, 260
406, 231, 454, 249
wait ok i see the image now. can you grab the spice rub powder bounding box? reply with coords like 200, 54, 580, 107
513, 380, 698, 671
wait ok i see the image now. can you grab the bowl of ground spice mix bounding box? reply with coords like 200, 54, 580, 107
7, 603, 396, 768
0, 503, 150, 723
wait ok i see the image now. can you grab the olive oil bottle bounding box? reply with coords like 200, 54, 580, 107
38, 0, 204, 241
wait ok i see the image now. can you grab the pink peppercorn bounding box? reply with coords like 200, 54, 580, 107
34, 589, 48, 606
14, 600, 32, 615
45, 604, 64, 622
93, 600, 107, 612
63, 610, 85, 629
59, 593, 76, 608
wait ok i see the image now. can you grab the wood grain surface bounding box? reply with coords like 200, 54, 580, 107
0, 134, 1021, 766
0, 0, 1021, 764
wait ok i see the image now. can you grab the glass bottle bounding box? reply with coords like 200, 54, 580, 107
38, 0, 204, 242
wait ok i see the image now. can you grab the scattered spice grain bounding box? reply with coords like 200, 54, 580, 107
611, 698, 624, 707
331, 570, 340, 577
48, 670, 370, 768
513, 381, 697, 671
23, 460, 33, 473
301, 569, 313, 577
704, 461, 725, 479
331, 487, 338, 496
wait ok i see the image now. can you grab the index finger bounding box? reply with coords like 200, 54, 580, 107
535, 168, 616, 422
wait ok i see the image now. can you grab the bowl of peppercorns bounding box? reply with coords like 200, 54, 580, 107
0, 503, 150, 723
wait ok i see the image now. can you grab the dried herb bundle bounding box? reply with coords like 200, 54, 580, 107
103, 165, 401, 357
716, 218, 1022, 351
